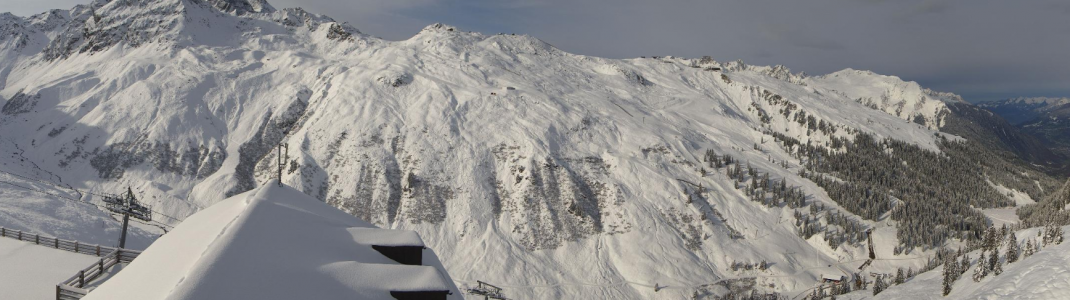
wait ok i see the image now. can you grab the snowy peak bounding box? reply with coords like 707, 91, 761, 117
817, 68, 965, 104
42, 0, 192, 60
27, 9, 71, 33
805, 68, 965, 129
206, 0, 275, 15
28, 0, 340, 60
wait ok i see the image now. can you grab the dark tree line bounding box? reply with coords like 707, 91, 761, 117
770, 132, 1026, 250
1017, 179, 1070, 227
704, 149, 866, 249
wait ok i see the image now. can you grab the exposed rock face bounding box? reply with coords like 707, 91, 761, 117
207, 0, 275, 15
0, 91, 38, 115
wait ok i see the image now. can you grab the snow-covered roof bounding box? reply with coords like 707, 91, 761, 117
83, 184, 459, 300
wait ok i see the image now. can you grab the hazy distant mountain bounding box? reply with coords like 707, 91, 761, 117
980, 97, 1070, 170
979, 97, 1070, 125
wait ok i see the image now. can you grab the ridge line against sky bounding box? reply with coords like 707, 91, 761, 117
6, 0, 1070, 103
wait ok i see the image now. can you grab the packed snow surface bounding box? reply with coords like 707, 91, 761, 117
83, 184, 459, 300
0, 237, 100, 300
840, 226, 1070, 300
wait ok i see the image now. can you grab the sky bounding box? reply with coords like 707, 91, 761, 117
5, 0, 1069, 103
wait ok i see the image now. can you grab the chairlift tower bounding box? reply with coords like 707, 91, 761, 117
467, 281, 506, 300
102, 187, 152, 248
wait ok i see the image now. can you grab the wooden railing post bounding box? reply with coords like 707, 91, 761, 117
35, 234, 40, 245
74, 241, 79, 252
1, 227, 5, 237
78, 270, 84, 288
54, 237, 59, 249
96, 245, 100, 256
18, 230, 22, 240
55, 285, 60, 300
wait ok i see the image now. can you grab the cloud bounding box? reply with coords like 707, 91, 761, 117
761, 24, 846, 51
914, 0, 952, 14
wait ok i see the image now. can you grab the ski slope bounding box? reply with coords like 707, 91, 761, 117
839, 226, 1070, 300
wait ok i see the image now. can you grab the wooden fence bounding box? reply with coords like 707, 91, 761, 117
0, 226, 141, 300
0, 227, 126, 257
56, 248, 140, 300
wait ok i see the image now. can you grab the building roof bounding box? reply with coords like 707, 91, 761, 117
84, 184, 459, 300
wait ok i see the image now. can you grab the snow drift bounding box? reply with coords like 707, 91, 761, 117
83, 184, 460, 300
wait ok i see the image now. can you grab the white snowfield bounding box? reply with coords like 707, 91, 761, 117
84, 183, 460, 300
841, 226, 1070, 300
0, 237, 100, 300
0, 0, 1017, 298
805, 68, 965, 130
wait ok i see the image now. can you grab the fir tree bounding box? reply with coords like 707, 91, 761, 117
983, 227, 998, 252
873, 275, 886, 296
992, 257, 1003, 276
942, 259, 955, 296
1006, 232, 1020, 263
987, 250, 999, 274
895, 267, 905, 285
1024, 239, 1035, 257
973, 252, 987, 282
959, 255, 970, 276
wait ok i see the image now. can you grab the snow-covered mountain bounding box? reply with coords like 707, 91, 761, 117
804, 68, 966, 131
0, 0, 1064, 298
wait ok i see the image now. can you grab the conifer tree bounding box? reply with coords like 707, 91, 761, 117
942, 259, 955, 296
987, 250, 999, 274
983, 228, 998, 252
873, 275, 886, 296
1023, 239, 1034, 257
1006, 232, 1020, 263
959, 255, 970, 275
973, 252, 987, 282
895, 267, 905, 285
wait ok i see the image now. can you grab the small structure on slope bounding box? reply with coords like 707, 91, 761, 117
82, 184, 460, 300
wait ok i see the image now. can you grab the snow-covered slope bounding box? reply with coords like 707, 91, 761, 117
0, 238, 102, 300
0, 1, 1052, 298
0, 138, 162, 250
84, 184, 459, 299
840, 225, 1070, 300
804, 69, 966, 130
